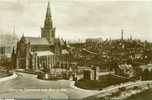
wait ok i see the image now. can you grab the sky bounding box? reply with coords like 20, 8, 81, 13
0, 0, 152, 41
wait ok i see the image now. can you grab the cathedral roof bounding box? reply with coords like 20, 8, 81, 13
33, 51, 54, 56
24, 37, 50, 45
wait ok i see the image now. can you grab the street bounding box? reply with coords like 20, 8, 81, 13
0, 72, 98, 99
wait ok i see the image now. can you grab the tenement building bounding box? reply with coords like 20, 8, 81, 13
11, 2, 71, 72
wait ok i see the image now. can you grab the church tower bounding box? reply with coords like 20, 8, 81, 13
41, 2, 56, 42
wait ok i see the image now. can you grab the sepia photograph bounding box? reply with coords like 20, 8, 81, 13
0, 0, 152, 100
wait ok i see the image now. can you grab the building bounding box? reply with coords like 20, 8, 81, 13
0, 32, 18, 58
86, 38, 103, 44
0, 31, 18, 67
11, 2, 71, 72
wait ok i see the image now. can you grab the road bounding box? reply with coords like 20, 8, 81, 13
84, 80, 152, 100
0, 72, 98, 99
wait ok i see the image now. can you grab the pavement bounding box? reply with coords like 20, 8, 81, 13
0, 72, 99, 99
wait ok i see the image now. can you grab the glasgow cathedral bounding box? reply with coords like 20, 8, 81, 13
11, 2, 71, 72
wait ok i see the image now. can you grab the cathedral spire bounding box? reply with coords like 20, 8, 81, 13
46, 1, 51, 17
41, 1, 56, 41
44, 1, 53, 29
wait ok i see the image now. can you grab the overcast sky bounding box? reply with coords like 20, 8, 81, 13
0, 0, 152, 41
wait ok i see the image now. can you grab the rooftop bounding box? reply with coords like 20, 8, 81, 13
32, 51, 54, 56
25, 37, 50, 45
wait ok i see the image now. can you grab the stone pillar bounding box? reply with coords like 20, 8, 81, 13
53, 55, 55, 67
25, 57, 29, 70
37, 56, 39, 69
48, 56, 50, 70
46, 56, 49, 69
32, 55, 35, 70
35, 55, 38, 70
16, 58, 19, 69
49, 56, 51, 70
50, 56, 53, 68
